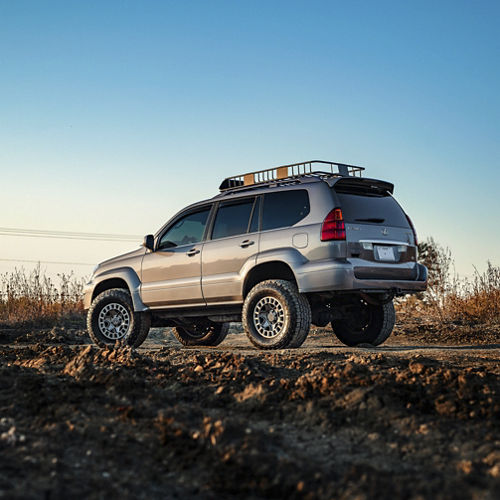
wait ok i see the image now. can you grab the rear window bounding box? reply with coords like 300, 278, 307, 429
262, 190, 310, 231
335, 191, 410, 228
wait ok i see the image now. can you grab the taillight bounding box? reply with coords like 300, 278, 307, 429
321, 208, 346, 241
405, 214, 418, 245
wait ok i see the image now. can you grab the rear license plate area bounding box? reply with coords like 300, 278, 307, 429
375, 245, 396, 262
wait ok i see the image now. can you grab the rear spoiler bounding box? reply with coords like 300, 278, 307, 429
330, 176, 394, 195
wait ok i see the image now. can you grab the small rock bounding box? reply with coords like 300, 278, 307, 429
409, 362, 425, 374
457, 460, 473, 475
0, 427, 17, 445
484, 450, 500, 466
489, 464, 500, 478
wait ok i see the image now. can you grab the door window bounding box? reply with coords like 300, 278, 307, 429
211, 198, 255, 240
158, 207, 211, 249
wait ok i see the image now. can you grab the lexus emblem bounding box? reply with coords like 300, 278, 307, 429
382, 228, 389, 236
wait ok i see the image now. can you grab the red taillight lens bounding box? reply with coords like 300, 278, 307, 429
405, 214, 418, 245
321, 208, 346, 241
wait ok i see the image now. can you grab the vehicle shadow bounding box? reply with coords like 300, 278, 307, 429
356, 344, 500, 352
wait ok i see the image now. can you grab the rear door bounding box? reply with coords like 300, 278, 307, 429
332, 179, 416, 271
201, 196, 260, 304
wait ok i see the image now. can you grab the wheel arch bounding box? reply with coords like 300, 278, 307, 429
92, 278, 130, 300
243, 261, 298, 298
91, 267, 149, 312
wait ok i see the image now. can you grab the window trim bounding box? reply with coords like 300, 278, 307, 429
208, 196, 259, 241
247, 195, 262, 234
156, 204, 214, 251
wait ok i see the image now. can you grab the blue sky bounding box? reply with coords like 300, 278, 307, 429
0, 0, 499, 278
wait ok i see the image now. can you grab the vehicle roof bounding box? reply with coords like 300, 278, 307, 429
185, 175, 394, 211
155, 174, 394, 238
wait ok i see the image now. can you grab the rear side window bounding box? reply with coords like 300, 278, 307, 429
212, 198, 255, 239
262, 190, 310, 231
335, 191, 410, 228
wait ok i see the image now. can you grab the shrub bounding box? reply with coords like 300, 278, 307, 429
0, 265, 86, 326
398, 238, 500, 325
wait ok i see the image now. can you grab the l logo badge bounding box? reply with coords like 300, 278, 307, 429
382, 228, 389, 236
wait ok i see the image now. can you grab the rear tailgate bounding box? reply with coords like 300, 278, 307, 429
331, 178, 418, 280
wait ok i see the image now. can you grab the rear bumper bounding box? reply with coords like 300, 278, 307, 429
296, 259, 427, 295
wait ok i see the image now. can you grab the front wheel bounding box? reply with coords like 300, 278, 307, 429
331, 299, 395, 347
87, 288, 151, 348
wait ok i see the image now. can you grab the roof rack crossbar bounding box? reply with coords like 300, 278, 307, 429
219, 160, 365, 192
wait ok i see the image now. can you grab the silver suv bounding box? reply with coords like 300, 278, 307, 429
84, 160, 427, 350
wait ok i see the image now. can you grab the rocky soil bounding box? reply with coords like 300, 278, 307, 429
1, 322, 499, 499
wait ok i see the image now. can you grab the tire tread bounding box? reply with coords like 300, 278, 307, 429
243, 279, 310, 350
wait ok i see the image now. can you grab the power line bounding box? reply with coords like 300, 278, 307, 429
0, 226, 143, 242
0, 258, 95, 266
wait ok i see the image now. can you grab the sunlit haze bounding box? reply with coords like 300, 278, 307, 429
1, 0, 499, 280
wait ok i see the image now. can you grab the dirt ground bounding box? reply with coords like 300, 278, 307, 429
1, 321, 499, 499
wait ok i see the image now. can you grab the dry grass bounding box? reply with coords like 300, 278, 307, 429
1, 241, 498, 330
399, 238, 500, 326
0, 265, 86, 327
446, 262, 500, 324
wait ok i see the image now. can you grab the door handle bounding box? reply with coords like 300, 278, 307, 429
186, 248, 200, 257
240, 239, 255, 248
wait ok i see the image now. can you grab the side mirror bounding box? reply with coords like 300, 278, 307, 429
143, 234, 154, 251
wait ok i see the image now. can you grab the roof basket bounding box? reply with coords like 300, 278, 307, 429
219, 160, 365, 192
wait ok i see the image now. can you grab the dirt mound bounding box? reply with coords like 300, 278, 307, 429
1, 342, 499, 499
0, 324, 90, 345
62, 345, 142, 381
394, 316, 500, 345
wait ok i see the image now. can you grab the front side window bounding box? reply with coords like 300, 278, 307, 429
158, 207, 211, 249
211, 198, 255, 240
262, 190, 310, 231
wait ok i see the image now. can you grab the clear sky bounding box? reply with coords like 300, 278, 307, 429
1, 0, 499, 280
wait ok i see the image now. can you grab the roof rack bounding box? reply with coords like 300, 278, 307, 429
219, 160, 365, 192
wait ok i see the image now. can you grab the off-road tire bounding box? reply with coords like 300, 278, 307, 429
173, 322, 229, 347
331, 299, 395, 347
87, 288, 151, 348
288, 294, 312, 348
243, 279, 311, 350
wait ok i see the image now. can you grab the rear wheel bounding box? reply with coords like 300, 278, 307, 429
173, 321, 229, 346
243, 279, 311, 350
87, 288, 151, 348
331, 299, 395, 347
288, 294, 312, 348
